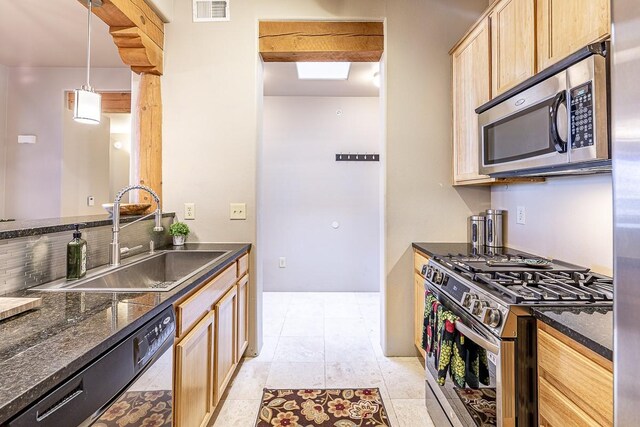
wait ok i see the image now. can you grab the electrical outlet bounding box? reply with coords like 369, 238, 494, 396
184, 203, 195, 220
230, 203, 247, 220
279, 257, 286, 268
87, 196, 95, 207
516, 206, 526, 225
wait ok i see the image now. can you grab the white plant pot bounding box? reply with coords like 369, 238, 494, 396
173, 235, 186, 246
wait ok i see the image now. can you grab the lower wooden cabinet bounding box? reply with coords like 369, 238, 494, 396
537, 321, 613, 426
413, 250, 429, 358
237, 274, 249, 361
172, 250, 250, 426
174, 312, 215, 427
215, 285, 238, 403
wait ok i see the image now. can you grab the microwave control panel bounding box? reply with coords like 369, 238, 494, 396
570, 82, 594, 149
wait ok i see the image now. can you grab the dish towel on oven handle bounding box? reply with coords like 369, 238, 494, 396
422, 291, 466, 387
422, 291, 490, 388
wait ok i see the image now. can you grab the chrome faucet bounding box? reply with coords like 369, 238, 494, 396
110, 184, 164, 266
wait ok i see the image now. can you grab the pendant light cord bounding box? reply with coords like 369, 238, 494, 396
86, 0, 92, 88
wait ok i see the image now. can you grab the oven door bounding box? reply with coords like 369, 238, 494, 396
424, 285, 515, 427
479, 70, 569, 176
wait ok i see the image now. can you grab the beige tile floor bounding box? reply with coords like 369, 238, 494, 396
213, 292, 435, 426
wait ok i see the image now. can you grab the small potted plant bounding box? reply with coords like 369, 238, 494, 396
169, 221, 190, 246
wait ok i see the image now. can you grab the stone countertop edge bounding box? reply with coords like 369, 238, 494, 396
0, 212, 176, 240
412, 242, 538, 258
0, 242, 251, 425
531, 307, 613, 361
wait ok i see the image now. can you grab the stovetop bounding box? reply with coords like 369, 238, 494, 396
430, 252, 613, 305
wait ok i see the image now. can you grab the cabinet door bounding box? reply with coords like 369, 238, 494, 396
537, 0, 610, 71
414, 274, 426, 359
452, 18, 492, 184
215, 285, 238, 403
490, 0, 536, 95
237, 274, 249, 361
174, 312, 215, 427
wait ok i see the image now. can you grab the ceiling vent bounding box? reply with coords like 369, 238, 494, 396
193, 0, 230, 22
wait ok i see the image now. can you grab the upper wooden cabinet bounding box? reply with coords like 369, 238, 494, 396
536, 0, 611, 71
452, 18, 492, 185
490, 0, 536, 95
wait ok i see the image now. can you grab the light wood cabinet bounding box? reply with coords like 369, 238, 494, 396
452, 18, 493, 185
537, 321, 613, 426
237, 274, 249, 362
489, 0, 536, 95
215, 285, 238, 403
536, 0, 610, 71
413, 250, 430, 358
174, 312, 215, 427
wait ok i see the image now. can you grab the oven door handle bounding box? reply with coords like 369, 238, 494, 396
455, 321, 500, 355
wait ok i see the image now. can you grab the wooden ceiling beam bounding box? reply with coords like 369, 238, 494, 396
110, 26, 163, 75
66, 91, 132, 113
259, 21, 384, 62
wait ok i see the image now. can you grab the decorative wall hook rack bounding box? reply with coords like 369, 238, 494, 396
335, 153, 380, 162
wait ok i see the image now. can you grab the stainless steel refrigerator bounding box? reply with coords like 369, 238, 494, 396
612, 0, 640, 425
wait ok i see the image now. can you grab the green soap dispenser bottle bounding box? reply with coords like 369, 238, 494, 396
67, 224, 87, 280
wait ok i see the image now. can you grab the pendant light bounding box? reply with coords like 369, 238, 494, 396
73, 0, 102, 125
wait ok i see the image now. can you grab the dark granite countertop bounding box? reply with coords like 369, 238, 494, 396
532, 306, 613, 361
0, 242, 250, 424
412, 242, 537, 258
0, 213, 175, 240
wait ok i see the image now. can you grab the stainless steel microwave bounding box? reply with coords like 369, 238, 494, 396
478, 52, 610, 177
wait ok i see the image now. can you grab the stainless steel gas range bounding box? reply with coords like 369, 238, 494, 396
420, 249, 613, 427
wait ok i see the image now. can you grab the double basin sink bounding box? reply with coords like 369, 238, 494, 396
31, 250, 230, 293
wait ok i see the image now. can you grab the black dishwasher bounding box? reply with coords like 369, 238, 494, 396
7, 306, 175, 427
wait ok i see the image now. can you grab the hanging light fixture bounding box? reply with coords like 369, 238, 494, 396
74, 0, 102, 125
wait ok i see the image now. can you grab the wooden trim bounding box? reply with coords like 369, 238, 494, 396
538, 321, 612, 371
66, 91, 131, 113
136, 74, 163, 208
259, 21, 384, 62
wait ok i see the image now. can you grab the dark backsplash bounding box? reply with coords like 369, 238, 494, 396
0, 215, 174, 296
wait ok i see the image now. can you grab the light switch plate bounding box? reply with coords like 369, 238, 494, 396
184, 203, 195, 220
230, 203, 247, 220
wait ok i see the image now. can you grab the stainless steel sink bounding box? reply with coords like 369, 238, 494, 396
31, 250, 231, 293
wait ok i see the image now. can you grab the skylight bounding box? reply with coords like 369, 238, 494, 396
296, 62, 352, 80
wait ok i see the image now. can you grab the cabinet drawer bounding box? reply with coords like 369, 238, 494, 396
414, 252, 430, 275
175, 263, 237, 338
537, 323, 613, 426
237, 253, 249, 277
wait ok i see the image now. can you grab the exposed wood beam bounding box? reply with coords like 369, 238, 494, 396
110, 27, 164, 74
78, 0, 164, 75
66, 91, 132, 113
259, 21, 384, 62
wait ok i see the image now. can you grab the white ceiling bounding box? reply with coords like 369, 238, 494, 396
263, 62, 380, 97
0, 0, 125, 68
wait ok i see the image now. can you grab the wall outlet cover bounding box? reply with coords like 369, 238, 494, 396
230, 203, 247, 220
279, 257, 286, 268
184, 203, 196, 220
516, 206, 526, 225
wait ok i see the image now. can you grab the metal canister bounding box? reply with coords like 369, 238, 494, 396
485, 209, 505, 247
468, 215, 486, 247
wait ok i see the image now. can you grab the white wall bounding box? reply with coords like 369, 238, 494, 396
262, 96, 381, 292
4, 67, 130, 219
162, 0, 491, 356
0, 64, 7, 218
492, 175, 613, 275
61, 110, 111, 217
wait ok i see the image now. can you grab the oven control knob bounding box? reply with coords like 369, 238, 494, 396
482, 308, 502, 328
433, 270, 443, 284
461, 292, 477, 308
471, 300, 488, 316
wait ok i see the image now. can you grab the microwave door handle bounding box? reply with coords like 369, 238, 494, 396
550, 91, 568, 153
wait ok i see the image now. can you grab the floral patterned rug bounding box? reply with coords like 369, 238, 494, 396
257, 388, 391, 427
454, 388, 497, 427
93, 390, 172, 427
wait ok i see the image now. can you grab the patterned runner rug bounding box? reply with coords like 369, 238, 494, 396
257, 388, 391, 426
454, 388, 497, 427
93, 390, 172, 427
